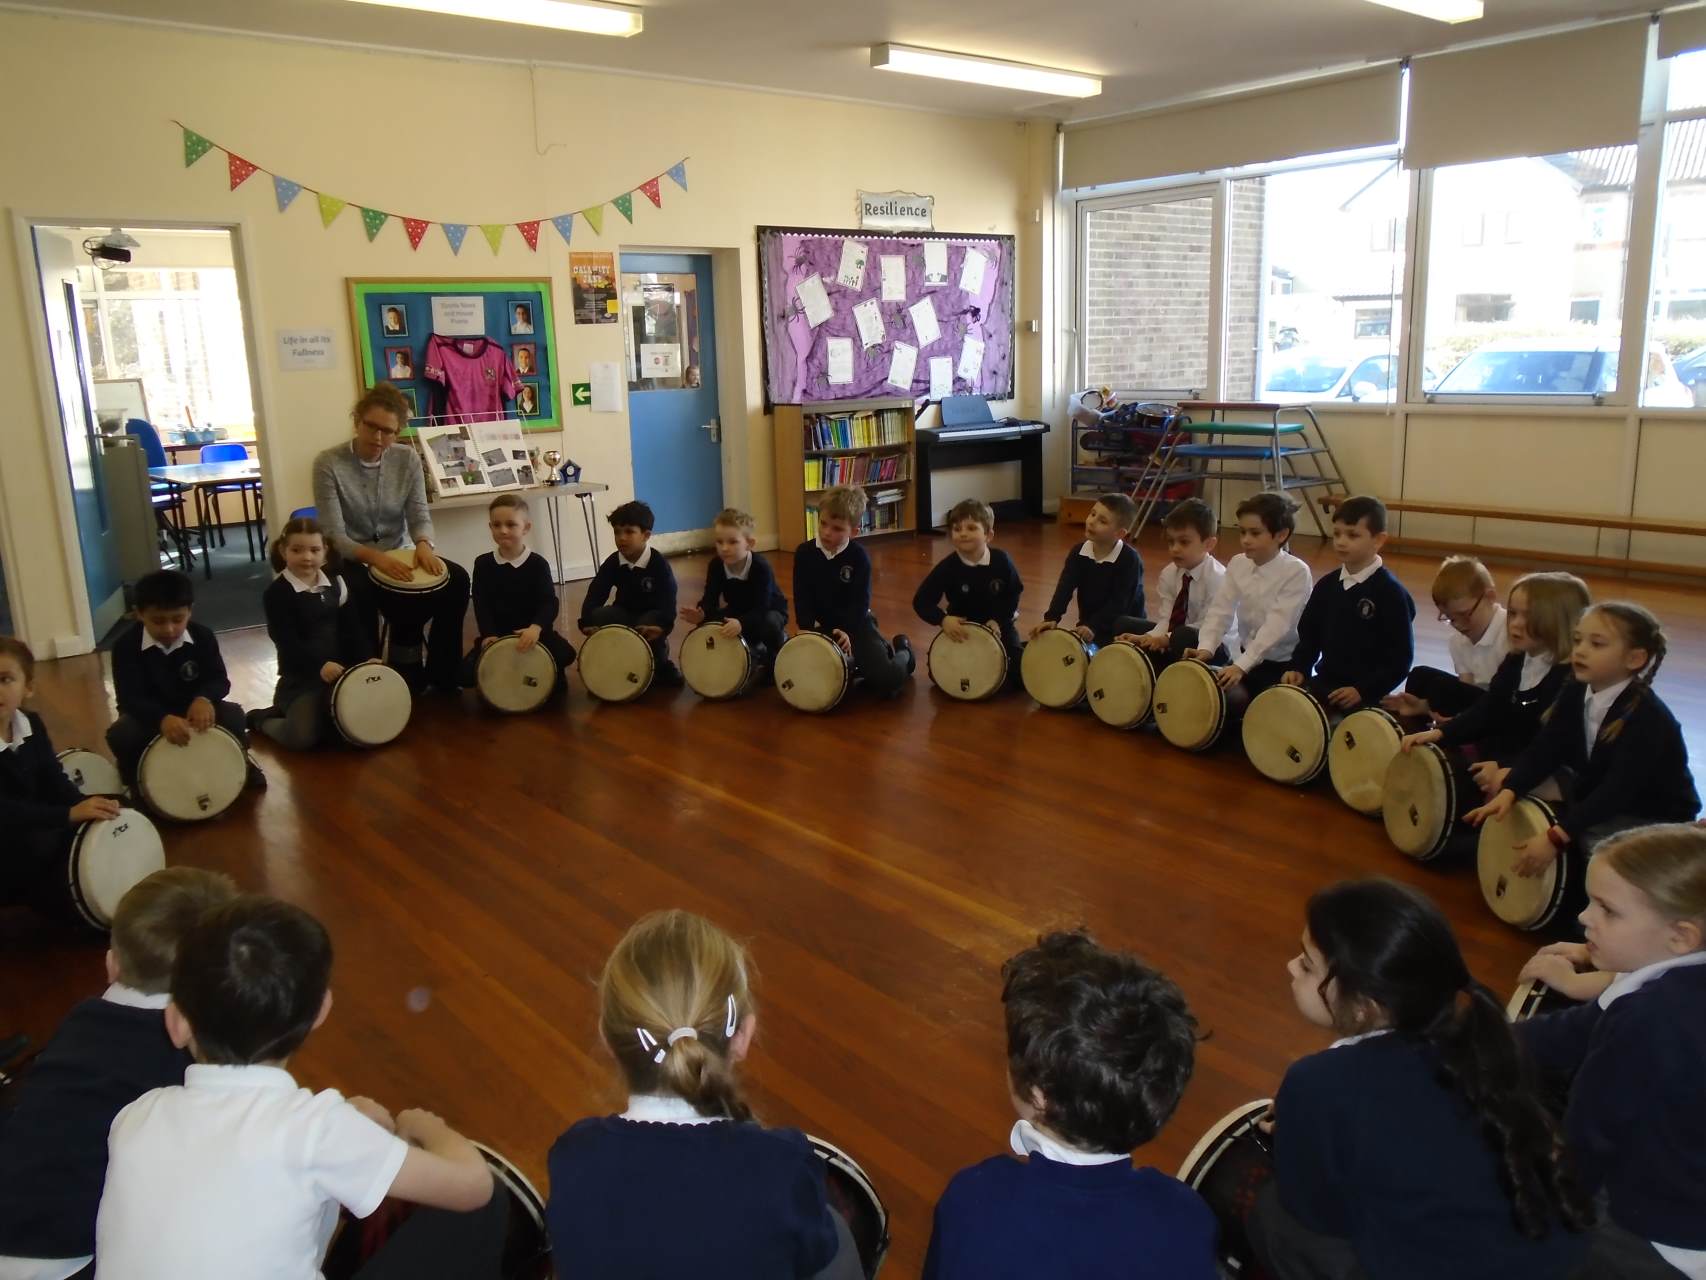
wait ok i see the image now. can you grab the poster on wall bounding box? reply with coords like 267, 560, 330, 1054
571, 252, 619, 325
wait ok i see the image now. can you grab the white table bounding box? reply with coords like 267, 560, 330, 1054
429, 481, 609, 591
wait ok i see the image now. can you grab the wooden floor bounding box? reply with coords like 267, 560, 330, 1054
5, 522, 1703, 1278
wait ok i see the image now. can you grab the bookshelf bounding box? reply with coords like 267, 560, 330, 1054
773, 397, 917, 545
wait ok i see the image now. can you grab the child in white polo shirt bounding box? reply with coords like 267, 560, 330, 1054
94, 896, 501, 1280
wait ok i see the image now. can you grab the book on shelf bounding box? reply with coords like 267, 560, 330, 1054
802, 407, 909, 451
802, 452, 910, 489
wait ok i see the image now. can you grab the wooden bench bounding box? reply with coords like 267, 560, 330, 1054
1319, 496, 1706, 580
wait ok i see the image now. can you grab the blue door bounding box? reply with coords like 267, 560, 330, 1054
621, 253, 722, 533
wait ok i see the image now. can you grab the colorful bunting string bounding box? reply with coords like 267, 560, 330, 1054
172, 121, 688, 249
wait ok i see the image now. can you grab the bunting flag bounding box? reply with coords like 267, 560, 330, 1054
173, 124, 688, 249
227, 154, 259, 190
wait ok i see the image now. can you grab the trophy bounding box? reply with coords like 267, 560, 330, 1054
542, 450, 562, 486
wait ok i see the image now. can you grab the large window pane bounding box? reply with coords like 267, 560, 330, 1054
1226, 159, 1405, 403
1668, 49, 1706, 112
1425, 148, 1634, 398
1082, 194, 1212, 393
1648, 118, 1706, 407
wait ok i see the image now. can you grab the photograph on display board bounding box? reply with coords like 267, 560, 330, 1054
514, 343, 537, 376
510, 302, 534, 335
385, 347, 415, 380
516, 383, 539, 417
399, 388, 418, 418
381, 305, 408, 338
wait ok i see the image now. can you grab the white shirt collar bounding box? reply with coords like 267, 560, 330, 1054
1599, 950, 1706, 1008
1518, 652, 1554, 691
957, 547, 993, 568
495, 544, 533, 567
103, 982, 172, 1011
620, 1094, 728, 1125
619, 544, 655, 570
1008, 1118, 1129, 1166
1078, 539, 1124, 565
280, 568, 332, 594
1340, 556, 1383, 589
184, 1063, 298, 1092
141, 629, 194, 656
1247, 549, 1296, 574
1472, 606, 1508, 651
724, 554, 753, 581
1586, 678, 1632, 718
1329, 1028, 1392, 1049
0, 708, 31, 752
816, 537, 850, 561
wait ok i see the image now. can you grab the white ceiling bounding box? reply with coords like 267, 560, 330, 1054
18, 0, 1662, 120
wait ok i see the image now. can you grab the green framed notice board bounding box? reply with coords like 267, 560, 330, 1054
346, 277, 561, 431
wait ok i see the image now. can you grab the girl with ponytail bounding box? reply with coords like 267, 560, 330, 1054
545, 910, 863, 1279
1248, 879, 1588, 1279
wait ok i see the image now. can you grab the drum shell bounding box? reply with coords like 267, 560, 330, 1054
1020, 628, 1096, 710
135, 727, 247, 822
808, 1135, 890, 1279
775, 632, 852, 713
472, 1142, 552, 1280
926, 625, 1008, 702
1178, 1099, 1276, 1274
330, 660, 414, 747
578, 625, 657, 704
681, 623, 758, 700
475, 635, 559, 714
1242, 685, 1331, 786
1153, 659, 1229, 752
1504, 979, 1579, 1022
1383, 743, 1476, 862
1477, 795, 1572, 931
1328, 707, 1405, 815
65, 809, 166, 930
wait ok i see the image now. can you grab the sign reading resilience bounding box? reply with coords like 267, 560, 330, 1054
858, 190, 934, 231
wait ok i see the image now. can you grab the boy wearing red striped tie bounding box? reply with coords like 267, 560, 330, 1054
1116, 499, 1228, 666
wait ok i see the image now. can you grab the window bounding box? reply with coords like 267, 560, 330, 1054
76, 264, 254, 433
1425, 146, 1635, 399
1354, 306, 1393, 338
1646, 58, 1706, 406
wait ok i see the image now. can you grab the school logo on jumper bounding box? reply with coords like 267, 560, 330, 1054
990, 580, 1004, 594
641, 576, 653, 592
838, 565, 853, 583
179, 660, 200, 681
1357, 598, 1376, 620
958, 583, 970, 595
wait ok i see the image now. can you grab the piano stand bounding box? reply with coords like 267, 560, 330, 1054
915, 396, 1051, 531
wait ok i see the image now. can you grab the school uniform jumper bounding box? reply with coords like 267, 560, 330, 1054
793, 538, 913, 695
1194, 549, 1314, 697
1250, 1032, 1586, 1280
461, 548, 576, 685
698, 551, 790, 659
578, 544, 679, 670
1120, 555, 1229, 665
0, 988, 187, 1271
1042, 540, 1145, 648
1287, 560, 1417, 705
105, 622, 248, 783
912, 547, 1024, 685
256, 571, 373, 750
1436, 651, 1567, 764
0, 709, 86, 902
1406, 604, 1511, 717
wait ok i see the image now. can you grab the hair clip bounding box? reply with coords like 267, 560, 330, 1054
725, 993, 738, 1038
667, 1026, 699, 1046
636, 1027, 665, 1065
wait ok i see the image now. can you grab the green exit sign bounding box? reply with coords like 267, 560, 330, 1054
570, 382, 592, 407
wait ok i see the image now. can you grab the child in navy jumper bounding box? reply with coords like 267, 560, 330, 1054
1514, 824, 1706, 1279
679, 507, 789, 663
1034, 493, 1145, 648
1282, 496, 1416, 710
0, 637, 121, 910
105, 570, 263, 789
923, 930, 1215, 1280
792, 485, 913, 696
547, 909, 864, 1280
1185, 492, 1313, 699
251, 517, 374, 751
461, 493, 576, 687
1468, 602, 1700, 878
1116, 497, 1227, 666
1248, 879, 1588, 1280
911, 498, 1024, 688
0, 866, 235, 1277
578, 500, 683, 686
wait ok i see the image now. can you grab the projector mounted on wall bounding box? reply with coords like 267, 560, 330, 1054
82, 227, 140, 267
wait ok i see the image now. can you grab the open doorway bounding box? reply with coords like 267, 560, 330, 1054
27, 223, 268, 646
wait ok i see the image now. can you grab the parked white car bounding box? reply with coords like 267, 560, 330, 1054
1431, 338, 1694, 406
1260, 343, 1397, 405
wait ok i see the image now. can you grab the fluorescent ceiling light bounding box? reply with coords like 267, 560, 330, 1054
871, 44, 1101, 98
339, 0, 642, 37
1361, 0, 1483, 22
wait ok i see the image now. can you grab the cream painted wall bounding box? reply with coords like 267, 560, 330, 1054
0, 10, 1029, 652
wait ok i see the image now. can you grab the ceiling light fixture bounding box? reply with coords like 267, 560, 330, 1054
338, 0, 643, 37
1361, 0, 1483, 23
871, 43, 1101, 98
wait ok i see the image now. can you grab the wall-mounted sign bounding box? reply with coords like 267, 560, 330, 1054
276, 328, 335, 372
858, 190, 934, 231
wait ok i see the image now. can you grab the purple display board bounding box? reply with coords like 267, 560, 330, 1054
758, 225, 1015, 407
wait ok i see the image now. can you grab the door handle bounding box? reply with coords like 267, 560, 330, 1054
701, 418, 721, 443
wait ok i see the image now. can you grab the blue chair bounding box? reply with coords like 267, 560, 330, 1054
127, 419, 196, 572
198, 442, 263, 560
289, 506, 317, 520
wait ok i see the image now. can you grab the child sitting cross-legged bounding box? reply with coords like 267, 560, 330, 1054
678, 507, 789, 667
911, 497, 1025, 689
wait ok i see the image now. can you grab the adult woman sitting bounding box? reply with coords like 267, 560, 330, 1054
311, 383, 469, 691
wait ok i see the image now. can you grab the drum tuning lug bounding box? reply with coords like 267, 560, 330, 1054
1343, 731, 1357, 749
1092, 689, 1104, 700
1408, 805, 1419, 827
1286, 747, 1300, 763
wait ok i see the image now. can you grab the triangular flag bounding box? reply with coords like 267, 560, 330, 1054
517, 220, 540, 251
403, 218, 431, 251
581, 205, 604, 236
612, 193, 634, 223
183, 127, 213, 167
227, 154, 259, 190
640, 177, 662, 208
666, 161, 688, 191
317, 193, 347, 228
360, 208, 389, 242
443, 223, 469, 254
480, 224, 505, 254
273, 176, 302, 212
550, 214, 575, 245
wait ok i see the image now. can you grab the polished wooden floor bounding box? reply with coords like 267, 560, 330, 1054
5, 522, 1703, 1278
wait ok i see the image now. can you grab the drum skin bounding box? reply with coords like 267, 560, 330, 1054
1328, 707, 1404, 815
330, 661, 414, 747
775, 632, 852, 714
1383, 743, 1470, 862
136, 727, 247, 822
1086, 642, 1157, 730
1153, 659, 1228, 753
1021, 627, 1095, 710
926, 625, 1008, 702
681, 623, 757, 701
65, 809, 166, 929
476, 635, 559, 714
1477, 796, 1569, 931
578, 625, 656, 704
1242, 685, 1331, 785
366, 547, 448, 594
57, 748, 122, 797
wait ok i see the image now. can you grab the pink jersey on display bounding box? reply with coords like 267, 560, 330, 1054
423, 335, 521, 422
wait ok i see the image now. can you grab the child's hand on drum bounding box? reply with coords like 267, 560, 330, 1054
70, 796, 122, 823
831, 628, 853, 655
320, 661, 345, 683
678, 605, 704, 625
1383, 691, 1429, 719
159, 714, 193, 746
1519, 950, 1583, 990
1130, 631, 1166, 651
1399, 728, 1443, 753
515, 624, 541, 654
1512, 832, 1558, 878
1280, 671, 1304, 687
1327, 686, 1361, 711
1470, 761, 1509, 796
187, 697, 215, 731
349, 1096, 397, 1133
1073, 625, 1096, 644
1533, 940, 1592, 971
1182, 647, 1210, 662
985, 620, 1004, 639
719, 618, 742, 638
1464, 789, 1515, 827
1214, 665, 1245, 690
942, 616, 968, 642
636, 625, 664, 642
